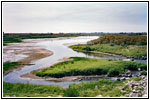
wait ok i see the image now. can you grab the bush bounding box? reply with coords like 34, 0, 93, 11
141, 71, 147, 75
83, 46, 93, 51
91, 35, 147, 45
110, 43, 115, 46
63, 88, 79, 97
108, 68, 120, 77
3, 62, 20, 73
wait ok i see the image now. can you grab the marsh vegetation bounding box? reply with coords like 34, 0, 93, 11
35, 57, 146, 78
3, 34, 147, 97
70, 35, 147, 58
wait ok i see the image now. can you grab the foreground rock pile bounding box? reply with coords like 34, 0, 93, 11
121, 75, 147, 97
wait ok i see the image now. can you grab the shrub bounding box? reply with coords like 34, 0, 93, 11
63, 88, 79, 97
90, 35, 147, 45
108, 68, 120, 77
141, 71, 147, 75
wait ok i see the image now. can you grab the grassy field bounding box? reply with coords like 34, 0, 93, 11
3, 77, 142, 97
3, 82, 64, 97
3, 62, 21, 74
70, 44, 147, 58
70, 34, 147, 58
65, 77, 142, 97
35, 57, 146, 78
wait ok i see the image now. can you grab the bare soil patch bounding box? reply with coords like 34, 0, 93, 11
3, 39, 53, 75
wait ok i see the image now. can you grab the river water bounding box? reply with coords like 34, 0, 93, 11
3, 36, 147, 88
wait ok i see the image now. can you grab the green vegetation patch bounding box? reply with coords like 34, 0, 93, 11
128, 77, 142, 81
70, 35, 147, 58
3, 62, 20, 74
3, 77, 142, 97
64, 79, 124, 97
70, 44, 147, 58
3, 33, 85, 46
91, 35, 147, 45
35, 57, 146, 78
3, 82, 64, 97
3, 36, 22, 45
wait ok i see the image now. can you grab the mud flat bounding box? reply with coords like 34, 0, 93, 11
3, 39, 53, 74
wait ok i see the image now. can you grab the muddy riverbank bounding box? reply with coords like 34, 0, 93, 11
3, 39, 53, 75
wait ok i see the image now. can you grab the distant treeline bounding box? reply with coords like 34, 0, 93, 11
90, 35, 147, 45
3, 33, 79, 38
3, 33, 82, 45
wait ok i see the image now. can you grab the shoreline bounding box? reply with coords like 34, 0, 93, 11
20, 72, 109, 82
4, 48, 53, 75
3, 39, 53, 75
71, 49, 147, 60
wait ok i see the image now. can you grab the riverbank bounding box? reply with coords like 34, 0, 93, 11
70, 35, 147, 59
70, 44, 147, 60
3, 39, 53, 75
3, 75, 147, 97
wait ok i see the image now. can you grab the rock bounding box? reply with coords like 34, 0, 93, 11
138, 68, 141, 71
121, 77, 126, 81
117, 78, 120, 81
122, 87, 126, 90
97, 95, 102, 97
141, 56, 147, 60
131, 58, 134, 61
128, 74, 132, 77
142, 94, 147, 97
95, 85, 98, 89
130, 93, 139, 97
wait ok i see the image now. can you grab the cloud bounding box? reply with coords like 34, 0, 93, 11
3, 2, 147, 33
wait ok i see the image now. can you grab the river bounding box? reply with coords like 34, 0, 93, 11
3, 36, 147, 88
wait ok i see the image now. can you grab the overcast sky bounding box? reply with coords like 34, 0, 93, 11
3, 2, 147, 33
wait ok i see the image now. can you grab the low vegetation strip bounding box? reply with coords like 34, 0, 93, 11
3, 77, 143, 97
3, 33, 82, 46
3, 62, 21, 74
64, 77, 144, 97
64, 79, 124, 97
70, 35, 147, 58
3, 82, 64, 97
70, 44, 147, 58
90, 35, 147, 45
35, 57, 146, 78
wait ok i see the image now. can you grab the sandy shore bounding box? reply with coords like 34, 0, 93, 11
3, 39, 53, 75
21, 72, 107, 82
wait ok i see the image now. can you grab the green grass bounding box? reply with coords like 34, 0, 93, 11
3, 82, 64, 97
128, 77, 142, 81
3, 62, 20, 74
3, 36, 22, 45
3, 77, 143, 97
70, 44, 147, 58
64, 79, 125, 97
35, 57, 146, 78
